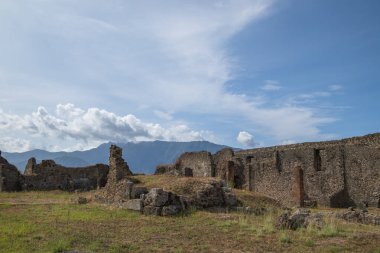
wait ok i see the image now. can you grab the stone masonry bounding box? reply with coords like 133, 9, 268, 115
0, 151, 22, 191
105, 145, 133, 189
155, 133, 380, 208
155, 151, 214, 177
0, 144, 133, 193
0, 152, 109, 192
22, 159, 109, 191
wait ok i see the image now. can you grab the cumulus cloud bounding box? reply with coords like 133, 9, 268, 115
237, 131, 255, 147
0, 104, 208, 151
0, 0, 338, 150
0, 137, 31, 152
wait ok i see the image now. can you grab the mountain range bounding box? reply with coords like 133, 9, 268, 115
1, 141, 229, 174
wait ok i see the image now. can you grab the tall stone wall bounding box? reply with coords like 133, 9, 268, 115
344, 145, 380, 207
238, 134, 380, 208
156, 133, 380, 208
237, 146, 348, 207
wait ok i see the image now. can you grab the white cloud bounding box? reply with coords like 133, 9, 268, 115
237, 131, 255, 147
0, 104, 208, 151
261, 80, 282, 91
0, 0, 338, 149
0, 137, 31, 152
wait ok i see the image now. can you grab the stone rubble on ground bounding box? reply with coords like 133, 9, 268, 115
335, 207, 380, 226
276, 208, 324, 230
276, 207, 380, 230
121, 181, 187, 216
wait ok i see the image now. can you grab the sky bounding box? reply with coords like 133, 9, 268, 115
0, 0, 379, 152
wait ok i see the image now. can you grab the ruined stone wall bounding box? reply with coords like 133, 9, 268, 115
106, 145, 132, 187
174, 151, 214, 177
213, 148, 234, 180
103, 144, 133, 199
23, 160, 109, 191
24, 157, 37, 175
235, 146, 348, 207
234, 133, 380, 208
344, 145, 380, 208
0, 152, 23, 191
157, 133, 380, 208
155, 164, 177, 175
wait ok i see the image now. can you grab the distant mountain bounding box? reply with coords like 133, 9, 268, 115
2, 141, 229, 174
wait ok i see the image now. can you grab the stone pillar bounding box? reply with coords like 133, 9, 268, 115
292, 164, 305, 207
108, 145, 132, 185
0, 165, 4, 192
244, 156, 253, 191
227, 161, 235, 187
24, 157, 37, 175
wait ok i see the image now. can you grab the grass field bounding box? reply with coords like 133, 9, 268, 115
1, 189, 380, 252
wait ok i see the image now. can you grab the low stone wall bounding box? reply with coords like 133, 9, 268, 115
22, 162, 109, 191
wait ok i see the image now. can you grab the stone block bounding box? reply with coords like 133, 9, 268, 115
131, 186, 148, 199
143, 188, 169, 207
125, 199, 143, 212
125, 180, 134, 199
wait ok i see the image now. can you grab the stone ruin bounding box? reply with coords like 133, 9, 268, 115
122, 184, 187, 216
0, 151, 22, 192
99, 145, 134, 201
276, 206, 380, 230
156, 133, 380, 209
93, 145, 239, 215
2, 132, 379, 212
1, 145, 240, 216
0, 151, 110, 192
94, 145, 193, 215
23, 158, 109, 191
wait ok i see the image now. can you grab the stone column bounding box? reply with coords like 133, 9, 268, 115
0, 165, 4, 192
291, 164, 305, 207
24, 157, 37, 175
107, 145, 132, 189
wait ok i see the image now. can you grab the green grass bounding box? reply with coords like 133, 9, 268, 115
1, 191, 380, 253
304, 216, 344, 238
279, 231, 291, 243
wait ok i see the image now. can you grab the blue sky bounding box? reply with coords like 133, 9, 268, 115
0, 0, 379, 152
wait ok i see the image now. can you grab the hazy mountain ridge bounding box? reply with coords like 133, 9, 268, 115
2, 141, 229, 174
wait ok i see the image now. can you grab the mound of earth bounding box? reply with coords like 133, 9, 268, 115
132, 175, 279, 210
